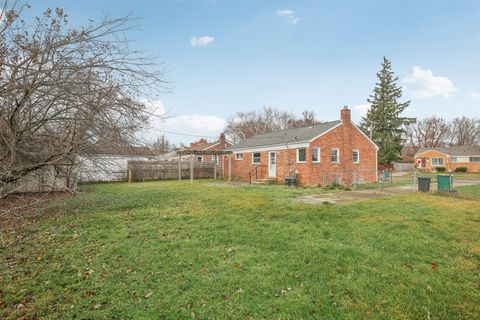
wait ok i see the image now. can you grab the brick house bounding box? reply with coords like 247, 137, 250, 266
225, 107, 379, 186
414, 145, 480, 172
186, 133, 231, 163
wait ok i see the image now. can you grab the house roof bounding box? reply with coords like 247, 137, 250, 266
226, 120, 342, 151
86, 146, 155, 157
415, 145, 480, 157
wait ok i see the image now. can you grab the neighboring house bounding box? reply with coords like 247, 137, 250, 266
78, 146, 156, 182
186, 133, 232, 163
225, 107, 379, 186
414, 145, 480, 172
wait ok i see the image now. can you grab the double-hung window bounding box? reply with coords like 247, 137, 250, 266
353, 149, 360, 163
297, 148, 307, 163
252, 152, 261, 164
431, 157, 444, 166
312, 148, 320, 163
235, 153, 243, 160
331, 148, 340, 163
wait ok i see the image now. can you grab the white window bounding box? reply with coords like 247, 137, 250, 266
196, 156, 203, 162
431, 157, 444, 166
470, 156, 480, 163
235, 153, 243, 160
252, 152, 261, 164
312, 148, 320, 163
450, 157, 458, 163
296, 148, 307, 163
331, 148, 340, 163
353, 149, 360, 163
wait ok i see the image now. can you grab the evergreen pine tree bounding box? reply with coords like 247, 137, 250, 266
361, 57, 414, 164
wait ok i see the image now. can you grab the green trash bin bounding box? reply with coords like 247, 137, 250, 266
437, 175, 453, 192
418, 177, 431, 192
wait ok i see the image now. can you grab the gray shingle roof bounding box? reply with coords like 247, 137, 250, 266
226, 120, 342, 151
415, 145, 480, 157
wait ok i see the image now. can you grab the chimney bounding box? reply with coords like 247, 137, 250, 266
219, 133, 226, 148
341, 105, 351, 123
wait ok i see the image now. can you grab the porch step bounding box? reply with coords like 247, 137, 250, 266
252, 178, 277, 185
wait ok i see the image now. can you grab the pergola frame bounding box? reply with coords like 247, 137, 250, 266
176, 150, 233, 182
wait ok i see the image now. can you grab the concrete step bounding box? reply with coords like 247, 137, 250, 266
252, 178, 277, 185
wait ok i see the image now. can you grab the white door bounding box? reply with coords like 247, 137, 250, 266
268, 151, 276, 177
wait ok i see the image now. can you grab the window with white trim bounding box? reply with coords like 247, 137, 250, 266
312, 148, 320, 163
235, 153, 243, 160
331, 148, 339, 163
252, 152, 261, 164
197, 156, 203, 162
296, 148, 307, 163
353, 149, 360, 163
470, 156, 480, 163
431, 157, 444, 166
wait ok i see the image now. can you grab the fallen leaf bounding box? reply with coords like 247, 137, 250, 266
431, 262, 438, 270
145, 292, 153, 299
126, 268, 133, 273
94, 303, 101, 309
199, 266, 205, 273
86, 290, 96, 297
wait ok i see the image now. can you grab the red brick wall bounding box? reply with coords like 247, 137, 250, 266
229, 120, 378, 186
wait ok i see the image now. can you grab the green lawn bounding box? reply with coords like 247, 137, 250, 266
1, 181, 480, 319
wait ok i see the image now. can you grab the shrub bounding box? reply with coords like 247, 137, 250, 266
436, 167, 446, 172
455, 167, 467, 173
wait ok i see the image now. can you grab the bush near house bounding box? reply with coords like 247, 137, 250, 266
435, 167, 446, 172
455, 166, 468, 172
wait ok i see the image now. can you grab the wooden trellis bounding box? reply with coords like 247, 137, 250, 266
176, 150, 233, 182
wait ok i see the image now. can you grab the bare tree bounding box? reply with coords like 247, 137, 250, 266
224, 107, 320, 142
0, 3, 168, 199
151, 135, 171, 155
404, 116, 451, 150
450, 117, 480, 146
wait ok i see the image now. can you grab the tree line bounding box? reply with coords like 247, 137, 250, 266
405, 116, 480, 150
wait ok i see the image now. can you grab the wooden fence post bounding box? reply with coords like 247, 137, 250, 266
228, 154, 232, 182
222, 156, 225, 179
128, 168, 132, 183
213, 160, 217, 179
178, 155, 181, 181
190, 154, 194, 183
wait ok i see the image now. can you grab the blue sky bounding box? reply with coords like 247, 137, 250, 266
30, 0, 480, 144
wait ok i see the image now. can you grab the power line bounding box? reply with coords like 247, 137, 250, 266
149, 128, 219, 139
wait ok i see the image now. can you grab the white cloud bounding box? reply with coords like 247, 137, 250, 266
352, 103, 371, 121
190, 36, 215, 48
470, 92, 480, 99
276, 9, 300, 24
403, 66, 457, 98
141, 100, 226, 144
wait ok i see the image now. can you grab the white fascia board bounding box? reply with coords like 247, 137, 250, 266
230, 142, 309, 153
414, 150, 449, 158
308, 122, 343, 143
201, 141, 220, 151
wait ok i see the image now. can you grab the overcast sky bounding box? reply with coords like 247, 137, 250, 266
30, 0, 480, 144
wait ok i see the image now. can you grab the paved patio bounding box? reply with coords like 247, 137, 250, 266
295, 178, 480, 204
